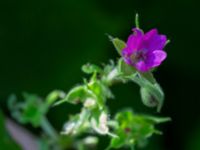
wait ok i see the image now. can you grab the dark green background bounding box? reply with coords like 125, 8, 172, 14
0, 0, 200, 150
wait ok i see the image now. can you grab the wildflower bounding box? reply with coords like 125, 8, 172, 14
122, 28, 167, 72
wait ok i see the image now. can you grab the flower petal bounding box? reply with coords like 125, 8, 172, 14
135, 60, 150, 72
132, 28, 144, 36
143, 29, 167, 51
122, 47, 133, 65
126, 28, 143, 51
144, 29, 158, 40
151, 50, 167, 67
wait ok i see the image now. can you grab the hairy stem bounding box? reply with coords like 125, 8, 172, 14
41, 117, 59, 142
105, 67, 121, 86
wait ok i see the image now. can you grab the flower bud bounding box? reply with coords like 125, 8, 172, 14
91, 112, 109, 135
140, 87, 158, 107
99, 112, 109, 134
83, 136, 98, 146
61, 122, 76, 135
84, 98, 96, 108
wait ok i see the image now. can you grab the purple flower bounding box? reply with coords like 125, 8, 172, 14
122, 28, 167, 72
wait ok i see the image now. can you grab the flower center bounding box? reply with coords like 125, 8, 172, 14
130, 49, 147, 64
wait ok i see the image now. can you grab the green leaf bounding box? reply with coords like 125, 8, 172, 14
8, 93, 47, 127
54, 86, 90, 106
88, 74, 113, 109
109, 131, 126, 149
45, 90, 65, 106
143, 115, 171, 124
109, 36, 126, 55
109, 110, 168, 149
88, 81, 105, 109
82, 63, 102, 74
103, 60, 115, 75
8, 94, 26, 124
22, 93, 47, 126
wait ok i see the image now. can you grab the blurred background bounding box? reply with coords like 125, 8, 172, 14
0, 0, 200, 150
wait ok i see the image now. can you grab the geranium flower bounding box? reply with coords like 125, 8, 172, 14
122, 28, 167, 72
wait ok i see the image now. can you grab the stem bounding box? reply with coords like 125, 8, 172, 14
106, 67, 140, 86
105, 67, 122, 86
41, 117, 59, 142
135, 13, 140, 28
107, 68, 119, 82
130, 145, 135, 150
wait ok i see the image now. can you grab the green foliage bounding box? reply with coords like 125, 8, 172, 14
6, 15, 169, 150
117, 58, 165, 112
53, 32, 169, 149
54, 85, 89, 105
82, 63, 102, 74
8, 91, 66, 127
54, 53, 168, 149
108, 110, 169, 149
7, 42, 168, 150
45, 90, 65, 106
109, 36, 126, 55
8, 93, 47, 127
